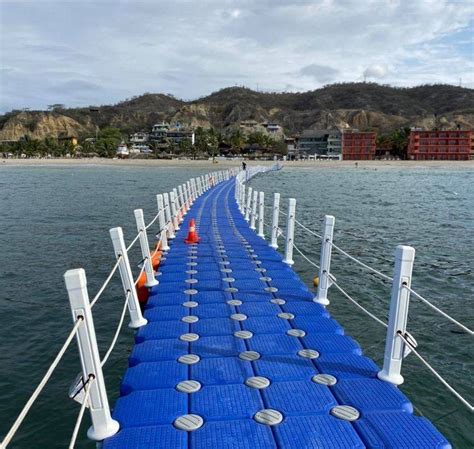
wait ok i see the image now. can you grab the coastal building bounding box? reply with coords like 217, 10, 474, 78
130, 144, 152, 153
262, 122, 283, 138
58, 134, 78, 147
167, 130, 195, 146
341, 130, 376, 160
130, 132, 149, 144
150, 122, 170, 141
149, 122, 195, 146
285, 137, 297, 160
407, 129, 473, 160
327, 131, 342, 159
239, 120, 284, 140
297, 130, 329, 156
296, 129, 342, 159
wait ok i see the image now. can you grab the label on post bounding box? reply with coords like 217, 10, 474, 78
69, 372, 90, 407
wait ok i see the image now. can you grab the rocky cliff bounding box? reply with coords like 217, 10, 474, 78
1, 83, 473, 141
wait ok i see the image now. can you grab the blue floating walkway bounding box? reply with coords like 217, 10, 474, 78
103, 178, 451, 449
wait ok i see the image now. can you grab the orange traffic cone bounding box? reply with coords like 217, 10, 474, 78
185, 218, 200, 244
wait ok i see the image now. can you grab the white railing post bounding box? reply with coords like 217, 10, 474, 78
283, 198, 296, 265
64, 269, 120, 441
186, 181, 192, 204
183, 183, 190, 210
240, 184, 246, 214
245, 187, 252, 222
170, 191, 180, 232
202, 175, 207, 191
191, 178, 196, 201
250, 190, 258, 230
172, 188, 182, 226
109, 228, 148, 329
190, 179, 195, 201
270, 193, 280, 249
197, 178, 202, 196
163, 193, 175, 239
178, 185, 186, 215
378, 245, 416, 385
314, 215, 335, 306
258, 191, 265, 238
134, 209, 159, 287
156, 194, 170, 251
235, 178, 240, 202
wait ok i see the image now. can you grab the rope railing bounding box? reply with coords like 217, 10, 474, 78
293, 242, 320, 270
90, 256, 122, 308
0, 169, 233, 448
126, 230, 142, 252
397, 331, 473, 412
68, 375, 94, 449
291, 241, 386, 328
0, 317, 84, 449
329, 241, 393, 282
272, 195, 391, 283
294, 218, 323, 240
403, 285, 473, 335
144, 211, 160, 230
237, 169, 474, 418
330, 275, 388, 328
134, 261, 147, 286
101, 292, 130, 367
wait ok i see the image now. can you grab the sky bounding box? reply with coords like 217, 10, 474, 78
0, 0, 473, 113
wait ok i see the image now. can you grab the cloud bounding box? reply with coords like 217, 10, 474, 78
363, 64, 388, 79
0, 0, 473, 112
300, 64, 339, 83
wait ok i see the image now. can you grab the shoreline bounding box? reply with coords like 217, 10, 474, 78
1, 158, 474, 170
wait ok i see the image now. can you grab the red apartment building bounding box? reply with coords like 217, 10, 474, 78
342, 131, 376, 160
407, 130, 473, 160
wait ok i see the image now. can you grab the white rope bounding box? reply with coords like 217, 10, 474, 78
397, 331, 473, 412
403, 286, 473, 335
329, 241, 393, 282
134, 261, 147, 286
277, 226, 286, 239
0, 318, 83, 449
330, 276, 388, 328
90, 256, 122, 309
294, 218, 323, 240
145, 211, 160, 230
126, 230, 142, 252
293, 242, 320, 270
68, 375, 94, 449
101, 293, 130, 367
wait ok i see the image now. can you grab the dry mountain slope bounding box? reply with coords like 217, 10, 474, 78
1, 83, 473, 141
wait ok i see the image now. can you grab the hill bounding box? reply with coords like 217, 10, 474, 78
1, 83, 473, 141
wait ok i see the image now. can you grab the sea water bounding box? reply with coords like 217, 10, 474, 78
0, 164, 472, 448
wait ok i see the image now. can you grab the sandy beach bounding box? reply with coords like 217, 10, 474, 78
1, 158, 474, 170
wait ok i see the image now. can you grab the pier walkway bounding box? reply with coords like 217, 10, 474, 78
101, 175, 450, 449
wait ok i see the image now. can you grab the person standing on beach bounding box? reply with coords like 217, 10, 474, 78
242, 161, 247, 170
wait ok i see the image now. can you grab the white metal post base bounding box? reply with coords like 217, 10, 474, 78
314, 215, 335, 307
270, 193, 280, 249
109, 227, 148, 330
87, 420, 120, 442
378, 245, 415, 386
283, 198, 296, 265
64, 269, 120, 442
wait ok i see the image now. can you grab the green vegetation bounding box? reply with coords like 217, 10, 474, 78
0, 125, 286, 159
377, 128, 411, 159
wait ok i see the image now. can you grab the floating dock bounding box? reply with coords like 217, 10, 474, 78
102, 173, 451, 449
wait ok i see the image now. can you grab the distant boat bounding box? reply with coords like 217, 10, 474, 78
116, 143, 129, 159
